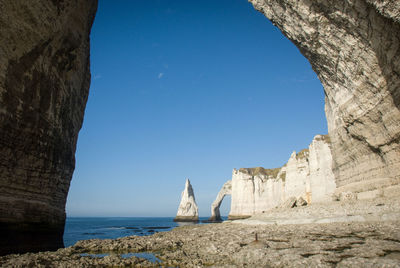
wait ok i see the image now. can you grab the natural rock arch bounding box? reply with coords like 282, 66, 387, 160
208, 180, 232, 222
0, 0, 399, 255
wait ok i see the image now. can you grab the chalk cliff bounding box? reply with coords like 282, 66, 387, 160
0, 0, 399, 255
249, 0, 400, 195
229, 135, 336, 218
208, 180, 232, 222
0, 0, 97, 255
174, 179, 199, 222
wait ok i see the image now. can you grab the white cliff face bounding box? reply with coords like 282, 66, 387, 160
230, 170, 255, 218
308, 135, 336, 202
230, 167, 285, 219
209, 180, 232, 222
284, 135, 336, 204
229, 135, 336, 218
174, 179, 199, 222
284, 150, 310, 201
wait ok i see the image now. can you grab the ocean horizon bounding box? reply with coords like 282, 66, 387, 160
64, 216, 227, 247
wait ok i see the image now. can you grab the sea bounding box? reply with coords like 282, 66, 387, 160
64, 217, 227, 247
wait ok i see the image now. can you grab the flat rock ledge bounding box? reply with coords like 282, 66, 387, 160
173, 216, 199, 222
235, 197, 400, 226
228, 215, 251, 220
1, 198, 400, 267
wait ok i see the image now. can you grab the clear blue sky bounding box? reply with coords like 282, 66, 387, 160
66, 0, 327, 217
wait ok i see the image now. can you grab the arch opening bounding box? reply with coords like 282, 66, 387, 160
66, 0, 327, 219
208, 180, 232, 222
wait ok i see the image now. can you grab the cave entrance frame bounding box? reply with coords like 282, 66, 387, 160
1, 0, 399, 256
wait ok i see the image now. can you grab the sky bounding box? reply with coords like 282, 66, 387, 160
66, 0, 327, 217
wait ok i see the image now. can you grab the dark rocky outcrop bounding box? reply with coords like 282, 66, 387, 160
0, 0, 97, 255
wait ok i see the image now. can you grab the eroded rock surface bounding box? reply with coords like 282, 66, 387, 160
229, 135, 336, 218
208, 180, 231, 222
2, 197, 399, 267
174, 179, 199, 222
237, 196, 400, 226
0, 0, 97, 254
249, 0, 400, 194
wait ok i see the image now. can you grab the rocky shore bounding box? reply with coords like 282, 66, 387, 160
1, 198, 399, 267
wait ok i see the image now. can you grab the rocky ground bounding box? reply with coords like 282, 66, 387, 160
1, 198, 400, 267
237, 196, 400, 225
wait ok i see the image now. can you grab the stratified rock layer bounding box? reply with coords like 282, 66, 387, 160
174, 179, 199, 222
0, 0, 399, 257
0, 0, 97, 255
249, 0, 400, 193
208, 180, 232, 222
229, 135, 336, 218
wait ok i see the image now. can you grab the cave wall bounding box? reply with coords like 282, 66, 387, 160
0, 0, 97, 254
249, 0, 400, 193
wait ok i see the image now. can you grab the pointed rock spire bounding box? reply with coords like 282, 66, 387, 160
173, 179, 199, 222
